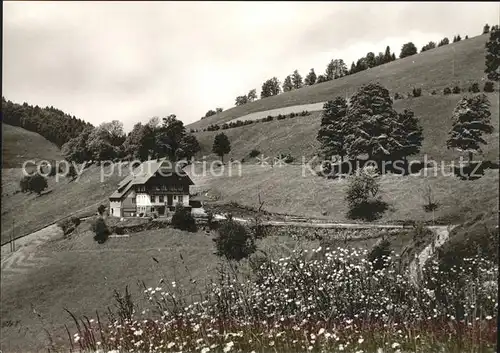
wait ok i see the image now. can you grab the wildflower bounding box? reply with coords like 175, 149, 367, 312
201, 348, 210, 353
358, 337, 364, 344
134, 329, 143, 336
318, 328, 325, 336
167, 342, 176, 349
391, 343, 400, 349
223, 341, 234, 352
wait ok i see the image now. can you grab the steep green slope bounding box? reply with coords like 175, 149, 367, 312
2, 123, 63, 168
188, 34, 492, 131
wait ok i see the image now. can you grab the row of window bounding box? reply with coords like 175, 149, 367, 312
130, 195, 184, 204
136, 185, 184, 192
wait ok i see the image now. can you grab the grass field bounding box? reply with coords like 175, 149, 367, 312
188, 163, 499, 225
0, 224, 326, 352
188, 34, 494, 131
1, 123, 63, 169
0, 163, 131, 245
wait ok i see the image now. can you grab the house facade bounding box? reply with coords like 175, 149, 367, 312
109, 158, 194, 217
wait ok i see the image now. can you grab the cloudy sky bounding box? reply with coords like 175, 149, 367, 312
3, 2, 499, 131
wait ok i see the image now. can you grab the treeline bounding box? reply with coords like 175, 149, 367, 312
228, 24, 494, 110
62, 115, 201, 164
1, 97, 93, 148
194, 111, 311, 133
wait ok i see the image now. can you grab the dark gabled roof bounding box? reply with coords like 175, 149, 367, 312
109, 158, 194, 200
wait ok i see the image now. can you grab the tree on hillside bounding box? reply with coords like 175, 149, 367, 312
62, 126, 94, 163
261, 77, 281, 98
100, 120, 126, 146
292, 70, 303, 89
204, 109, 217, 118
177, 134, 201, 161
392, 109, 424, 171
375, 52, 385, 66
216, 107, 223, 113
421, 41, 437, 52
483, 24, 490, 34
154, 114, 187, 161
485, 27, 500, 81
326, 59, 348, 80
345, 83, 401, 163
453, 35, 462, 43
247, 89, 257, 102
446, 94, 494, 162
316, 97, 349, 162
350, 62, 356, 74
86, 126, 116, 162
400, 42, 418, 58
391, 53, 396, 61
355, 58, 368, 73
235, 95, 249, 106
438, 37, 450, 47
366, 52, 376, 68
384, 46, 393, 63
316, 75, 328, 83
121, 122, 155, 161
212, 132, 231, 163
21, 173, 48, 196
282, 75, 293, 92
67, 164, 77, 180
304, 68, 317, 85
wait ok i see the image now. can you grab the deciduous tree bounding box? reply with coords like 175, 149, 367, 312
212, 132, 231, 162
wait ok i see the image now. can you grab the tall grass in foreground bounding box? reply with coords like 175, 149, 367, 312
64, 247, 497, 353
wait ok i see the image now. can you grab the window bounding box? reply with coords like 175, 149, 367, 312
173, 195, 177, 200
159, 195, 164, 203
151, 195, 156, 203
132, 198, 136, 204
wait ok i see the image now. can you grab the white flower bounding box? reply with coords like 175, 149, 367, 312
223, 341, 234, 352
391, 343, 400, 348
201, 347, 210, 353
486, 315, 493, 320
133, 329, 143, 336
358, 337, 364, 344
318, 328, 325, 336
167, 342, 175, 348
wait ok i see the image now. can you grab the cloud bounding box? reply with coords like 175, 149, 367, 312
3, 2, 499, 131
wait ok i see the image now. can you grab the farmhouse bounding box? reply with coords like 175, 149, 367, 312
109, 158, 194, 217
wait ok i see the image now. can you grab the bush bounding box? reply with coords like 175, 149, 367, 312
277, 153, 294, 163
276, 114, 286, 120
171, 204, 197, 232
345, 167, 388, 221
483, 81, 495, 92
92, 217, 110, 244
249, 149, 261, 158
367, 238, 392, 271
443, 87, 452, 95
468, 82, 480, 93
58, 216, 81, 237
213, 218, 256, 261
97, 204, 106, 216
431, 90, 437, 95
393, 92, 403, 100
19, 173, 48, 195
412, 87, 422, 97
452, 85, 461, 94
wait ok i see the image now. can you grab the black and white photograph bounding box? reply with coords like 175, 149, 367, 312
1, 1, 499, 352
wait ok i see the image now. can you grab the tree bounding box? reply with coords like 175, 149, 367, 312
400, 42, 417, 58
121, 122, 156, 161
247, 89, 257, 102
345, 166, 386, 221
355, 58, 368, 72
67, 164, 77, 180
391, 53, 396, 61
100, 120, 125, 146
154, 114, 186, 161
171, 204, 197, 232
375, 52, 385, 66
392, 109, 424, 170
61, 126, 93, 163
365, 52, 376, 68
316, 97, 349, 162
384, 46, 392, 63
421, 41, 436, 52
235, 95, 248, 106
350, 62, 356, 74
24, 173, 48, 196
453, 35, 462, 43
438, 37, 450, 47
483, 24, 490, 34
291, 69, 303, 89
204, 109, 217, 118
212, 132, 231, 162
216, 107, 223, 113
326, 59, 348, 80
282, 75, 293, 92
261, 77, 281, 98
345, 83, 401, 162
86, 124, 117, 162
177, 134, 201, 160
485, 27, 500, 81
92, 216, 110, 244
446, 94, 494, 162
304, 68, 317, 85
316, 75, 328, 83
213, 218, 256, 261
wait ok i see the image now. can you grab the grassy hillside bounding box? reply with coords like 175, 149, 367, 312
188, 164, 499, 225
1, 123, 63, 168
188, 34, 493, 131
0, 164, 130, 245
192, 94, 499, 162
